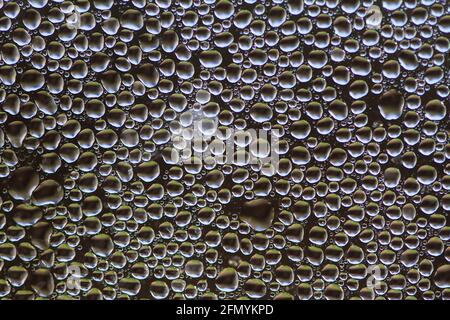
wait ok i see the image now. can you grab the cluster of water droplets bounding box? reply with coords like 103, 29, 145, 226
0, 0, 449, 300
